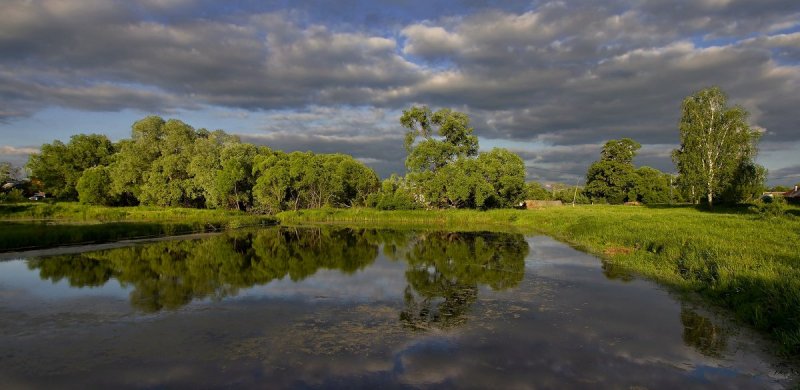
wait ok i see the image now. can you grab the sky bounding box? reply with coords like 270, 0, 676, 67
0, 0, 798, 185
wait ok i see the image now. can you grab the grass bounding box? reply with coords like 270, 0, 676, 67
0, 202, 275, 226
0, 202, 276, 251
278, 205, 800, 357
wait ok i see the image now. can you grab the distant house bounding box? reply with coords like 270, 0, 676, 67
785, 186, 800, 204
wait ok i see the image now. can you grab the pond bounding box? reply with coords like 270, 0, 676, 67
0, 227, 791, 388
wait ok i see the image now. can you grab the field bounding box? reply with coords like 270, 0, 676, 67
278, 205, 800, 357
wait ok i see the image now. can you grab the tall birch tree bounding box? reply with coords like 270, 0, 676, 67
673, 87, 761, 207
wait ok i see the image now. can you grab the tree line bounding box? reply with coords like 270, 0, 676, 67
530, 87, 768, 206
23, 116, 382, 212
8, 87, 784, 209
20, 107, 529, 211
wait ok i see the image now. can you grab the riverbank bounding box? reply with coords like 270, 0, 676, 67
0, 203, 276, 251
278, 206, 800, 358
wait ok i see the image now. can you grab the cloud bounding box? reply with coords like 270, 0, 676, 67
0, 0, 799, 182
768, 165, 800, 184
0, 145, 38, 167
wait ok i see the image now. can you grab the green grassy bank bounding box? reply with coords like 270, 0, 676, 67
0, 203, 274, 225
0, 203, 276, 251
278, 206, 800, 357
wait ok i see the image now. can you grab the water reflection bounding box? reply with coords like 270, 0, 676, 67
29, 228, 382, 312
681, 306, 730, 358
27, 228, 528, 317
399, 231, 528, 330
2, 228, 791, 388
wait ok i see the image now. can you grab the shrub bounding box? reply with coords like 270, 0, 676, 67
0, 188, 26, 203
750, 196, 787, 219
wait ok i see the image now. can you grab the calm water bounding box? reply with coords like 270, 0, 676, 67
0, 227, 791, 388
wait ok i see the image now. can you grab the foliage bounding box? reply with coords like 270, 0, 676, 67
477, 148, 527, 208
672, 87, 764, 206
368, 175, 419, 210
718, 160, 766, 204
401, 106, 478, 173
585, 138, 641, 203
253, 151, 380, 213
0, 188, 25, 203
525, 181, 552, 200
27, 115, 380, 212
400, 106, 525, 209
750, 196, 788, 219
632, 166, 671, 204
768, 185, 790, 192
77, 166, 115, 206
27, 134, 115, 200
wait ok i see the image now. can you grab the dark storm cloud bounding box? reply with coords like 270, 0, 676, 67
768, 165, 800, 184
0, 0, 424, 116
1, 0, 798, 182
400, 6, 800, 146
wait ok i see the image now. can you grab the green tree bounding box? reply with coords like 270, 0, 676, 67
525, 181, 552, 200
252, 151, 380, 213
585, 138, 641, 204
477, 148, 526, 208
399, 106, 525, 209
138, 119, 199, 207
401, 106, 479, 173
632, 166, 671, 204
187, 129, 240, 207
27, 134, 115, 200
77, 166, 115, 205
673, 87, 763, 207
253, 152, 294, 213
367, 175, 419, 210
109, 116, 167, 202
212, 143, 266, 210
719, 160, 766, 204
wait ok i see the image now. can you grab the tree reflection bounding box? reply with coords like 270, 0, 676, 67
27, 228, 529, 325
28, 228, 380, 312
400, 232, 529, 331
680, 307, 729, 357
